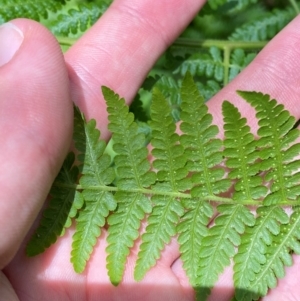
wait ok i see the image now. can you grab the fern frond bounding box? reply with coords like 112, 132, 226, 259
222, 101, 267, 200
102, 87, 156, 285
26, 152, 83, 256
174, 47, 224, 83
233, 206, 289, 301
229, 7, 295, 41
180, 73, 231, 197
237, 207, 300, 301
177, 200, 213, 286
0, 0, 66, 23
134, 89, 189, 281
196, 204, 255, 300
70, 108, 116, 273
51, 2, 108, 36
238, 91, 300, 205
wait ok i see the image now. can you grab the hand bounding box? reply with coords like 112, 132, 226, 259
1, 1, 300, 300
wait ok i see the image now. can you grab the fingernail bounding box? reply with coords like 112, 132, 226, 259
0, 23, 24, 67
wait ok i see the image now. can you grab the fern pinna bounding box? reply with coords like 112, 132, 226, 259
26, 73, 300, 301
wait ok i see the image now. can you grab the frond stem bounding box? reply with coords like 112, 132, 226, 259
56, 36, 77, 46
223, 46, 230, 86
173, 39, 268, 51
57, 37, 268, 50
53, 181, 300, 206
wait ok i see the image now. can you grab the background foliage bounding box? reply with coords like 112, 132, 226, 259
1, 0, 299, 123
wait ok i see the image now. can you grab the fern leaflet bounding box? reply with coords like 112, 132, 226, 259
153, 75, 182, 122
197, 204, 255, 299
174, 47, 224, 83
0, 0, 66, 23
26, 152, 83, 256
208, 0, 259, 11
180, 73, 231, 198
238, 91, 300, 205
229, 49, 256, 83
222, 100, 267, 200
237, 207, 300, 301
229, 7, 296, 41
102, 87, 156, 285
233, 206, 289, 301
177, 199, 213, 286
70, 108, 116, 273
51, 2, 108, 36
134, 89, 189, 281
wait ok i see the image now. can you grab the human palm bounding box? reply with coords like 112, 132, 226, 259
2, 1, 300, 300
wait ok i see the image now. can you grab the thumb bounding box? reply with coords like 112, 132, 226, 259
0, 19, 73, 269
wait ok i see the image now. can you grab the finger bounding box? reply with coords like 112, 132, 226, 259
0, 271, 19, 301
65, 0, 206, 140
0, 19, 73, 269
6, 227, 193, 301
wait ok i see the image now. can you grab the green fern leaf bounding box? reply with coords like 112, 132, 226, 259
238, 91, 300, 205
180, 73, 231, 197
102, 87, 156, 285
229, 49, 256, 82
208, 0, 259, 11
134, 89, 189, 281
196, 80, 221, 101
237, 207, 300, 301
233, 206, 289, 301
134, 195, 184, 281
222, 100, 267, 200
174, 47, 224, 82
177, 200, 213, 286
229, 7, 295, 41
70, 108, 116, 273
153, 75, 181, 122
107, 192, 152, 285
26, 152, 83, 256
51, 3, 108, 36
0, 0, 66, 23
178, 73, 232, 291
196, 204, 255, 300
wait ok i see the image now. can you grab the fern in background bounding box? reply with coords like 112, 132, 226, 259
0, 0, 66, 23
2, 0, 298, 119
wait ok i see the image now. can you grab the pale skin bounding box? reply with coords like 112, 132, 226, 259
1, 0, 300, 300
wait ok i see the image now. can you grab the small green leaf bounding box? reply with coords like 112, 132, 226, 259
177, 200, 213, 286
196, 204, 255, 300
134, 195, 184, 281
223, 100, 267, 200
180, 73, 231, 197
26, 152, 82, 256
71, 107, 116, 273
237, 91, 300, 205
234, 206, 289, 301
103, 87, 155, 285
